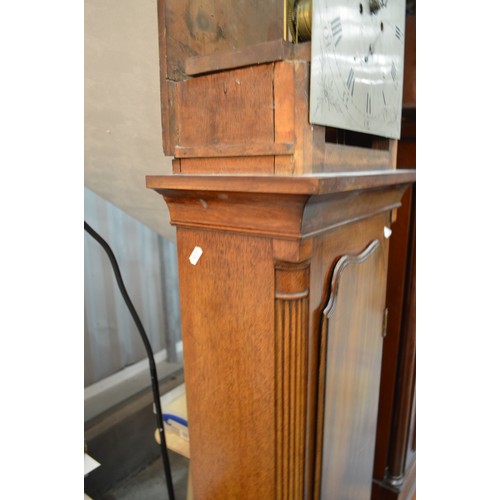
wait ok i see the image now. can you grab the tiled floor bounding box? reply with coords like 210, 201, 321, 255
98, 452, 189, 500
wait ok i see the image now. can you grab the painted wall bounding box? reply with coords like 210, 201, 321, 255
84, 188, 181, 386
84, 0, 175, 241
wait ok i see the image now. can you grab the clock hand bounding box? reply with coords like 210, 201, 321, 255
367, 29, 383, 60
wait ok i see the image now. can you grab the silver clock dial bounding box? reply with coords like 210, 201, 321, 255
310, 0, 406, 139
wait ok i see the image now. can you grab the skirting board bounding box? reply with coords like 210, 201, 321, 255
85, 349, 182, 422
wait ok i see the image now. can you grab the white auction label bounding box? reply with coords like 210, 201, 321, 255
189, 246, 203, 265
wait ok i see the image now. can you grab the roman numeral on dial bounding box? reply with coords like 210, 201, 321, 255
391, 61, 397, 82
346, 68, 355, 96
395, 25, 403, 40
330, 17, 343, 47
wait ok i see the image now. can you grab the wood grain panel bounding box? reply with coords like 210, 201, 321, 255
315, 240, 386, 500
177, 156, 275, 174
274, 61, 296, 175
185, 39, 297, 77
320, 143, 393, 172
177, 64, 275, 149
175, 142, 294, 158
293, 60, 314, 174
176, 228, 276, 499
164, 0, 283, 80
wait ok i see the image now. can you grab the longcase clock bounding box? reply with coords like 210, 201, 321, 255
148, 1, 416, 498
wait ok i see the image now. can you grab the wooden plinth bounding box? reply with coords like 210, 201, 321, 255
147, 171, 415, 499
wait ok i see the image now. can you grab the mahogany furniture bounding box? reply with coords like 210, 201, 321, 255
372, 13, 416, 500
147, 172, 415, 499
149, 2, 416, 498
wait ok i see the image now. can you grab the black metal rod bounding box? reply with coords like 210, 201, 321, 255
84, 221, 176, 500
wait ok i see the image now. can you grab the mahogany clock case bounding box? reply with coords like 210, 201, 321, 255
150, 2, 417, 499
